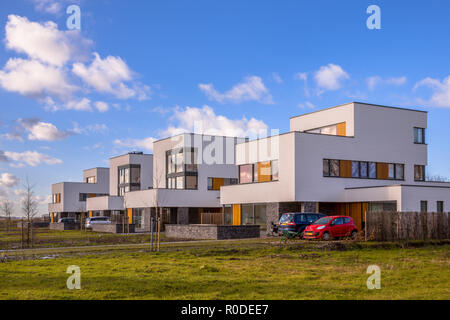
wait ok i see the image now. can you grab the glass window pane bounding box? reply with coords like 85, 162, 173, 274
239, 165, 253, 184
131, 166, 140, 184
258, 161, 271, 182
242, 204, 254, 225
186, 176, 198, 190
272, 160, 279, 181
420, 201, 428, 212
254, 205, 266, 230
330, 160, 340, 177
224, 206, 232, 225
321, 124, 337, 135
360, 162, 368, 178
323, 159, 330, 177
388, 164, 395, 179
185, 149, 198, 172
253, 163, 258, 182
352, 161, 360, 178
437, 201, 444, 213
176, 176, 184, 189
396, 164, 404, 180
176, 152, 184, 173
369, 162, 377, 179
207, 177, 213, 190
415, 165, 425, 181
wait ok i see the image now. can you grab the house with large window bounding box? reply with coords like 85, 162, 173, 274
48, 167, 109, 223
220, 102, 450, 232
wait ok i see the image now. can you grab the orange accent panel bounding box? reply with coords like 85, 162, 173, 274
232, 204, 241, 226
337, 122, 346, 136
258, 161, 272, 182
88, 194, 96, 198
128, 208, 133, 224
377, 163, 389, 180
89, 211, 92, 218
213, 178, 225, 191
340, 160, 352, 178
50, 213, 54, 223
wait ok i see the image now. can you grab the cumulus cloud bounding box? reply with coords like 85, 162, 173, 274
0, 15, 149, 112
114, 137, 156, 153
18, 118, 72, 141
31, 0, 71, 15
414, 76, 450, 108
314, 64, 349, 92
199, 76, 273, 104
272, 73, 283, 83
0, 151, 8, 162
94, 101, 109, 113
0, 173, 20, 188
4, 150, 63, 167
163, 105, 268, 137
0, 58, 77, 99
298, 101, 315, 109
73, 53, 150, 100
367, 76, 407, 90
5, 15, 90, 67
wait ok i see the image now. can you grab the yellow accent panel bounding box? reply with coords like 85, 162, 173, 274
337, 122, 346, 136
89, 211, 92, 218
128, 208, 133, 224
213, 178, 225, 191
377, 163, 389, 180
50, 213, 54, 223
258, 161, 272, 182
232, 204, 241, 226
340, 160, 352, 178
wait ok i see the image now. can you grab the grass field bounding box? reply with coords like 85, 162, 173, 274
0, 240, 448, 300
0, 220, 181, 250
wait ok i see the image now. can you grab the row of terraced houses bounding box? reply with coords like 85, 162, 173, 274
48, 102, 450, 233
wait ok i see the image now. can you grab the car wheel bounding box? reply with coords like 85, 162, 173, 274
323, 232, 330, 241
351, 230, 358, 239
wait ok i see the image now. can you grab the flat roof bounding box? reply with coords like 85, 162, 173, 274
109, 152, 153, 160
290, 101, 427, 120
154, 132, 249, 144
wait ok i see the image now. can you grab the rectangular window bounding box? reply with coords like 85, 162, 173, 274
239, 164, 253, 184
369, 162, 377, 179
360, 162, 368, 178
176, 176, 184, 189
388, 164, 395, 180
185, 176, 198, 190
414, 165, 425, 181
272, 160, 279, 181
414, 127, 425, 144
352, 161, 360, 178
395, 164, 404, 180
86, 176, 96, 184
185, 149, 198, 172
420, 201, 428, 213
131, 166, 140, 184
330, 160, 340, 177
253, 163, 259, 182
242, 204, 254, 225
323, 159, 330, 177
258, 161, 271, 182
437, 201, 444, 213
175, 152, 184, 173
207, 177, 213, 190
79, 193, 88, 202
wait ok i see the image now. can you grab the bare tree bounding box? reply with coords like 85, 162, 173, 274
1, 199, 14, 232
426, 174, 450, 182
21, 177, 39, 247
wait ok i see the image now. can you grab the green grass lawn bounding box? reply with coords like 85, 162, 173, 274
0, 240, 448, 300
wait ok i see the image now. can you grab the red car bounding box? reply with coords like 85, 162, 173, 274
303, 216, 358, 240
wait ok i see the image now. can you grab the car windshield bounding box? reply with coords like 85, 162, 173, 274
280, 214, 294, 223
311, 217, 332, 225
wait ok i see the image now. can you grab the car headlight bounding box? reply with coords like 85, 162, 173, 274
316, 225, 325, 230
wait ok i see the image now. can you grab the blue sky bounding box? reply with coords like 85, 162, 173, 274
0, 0, 449, 215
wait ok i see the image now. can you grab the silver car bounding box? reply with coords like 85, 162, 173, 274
85, 216, 111, 229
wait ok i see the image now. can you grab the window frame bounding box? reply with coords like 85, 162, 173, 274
414, 127, 426, 144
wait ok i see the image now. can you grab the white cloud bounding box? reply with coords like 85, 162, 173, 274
0, 173, 20, 188
94, 101, 109, 113
199, 76, 274, 104
114, 137, 156, 153
31, 0, 66, 14
367, 76, 407, 90
5, 15, 90, 67
0, 58, 77, 99
4, 150, 63, 167
64, 98, 92, 111
294, 72, 308, 81
414, 76, 450, 108
272, 73, 283, 83
298, 101, 315, 109
163, 105, 268, 137
18, 118, 72, 141
73, 53, 150, 100
314, 64, 349, 92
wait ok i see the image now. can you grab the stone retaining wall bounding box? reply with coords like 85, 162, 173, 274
49, 223, 80, 231
165, 224, 260, 240
91, 224, 136, 234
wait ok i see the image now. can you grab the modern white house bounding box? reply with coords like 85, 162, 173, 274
48, 167, 109, 223
220, 102, 450, 231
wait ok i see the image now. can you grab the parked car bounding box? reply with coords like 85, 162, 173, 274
58, 217, 76, 224
303, 216, 358, 240
278, 212, 326, 237
85, 216, 111, 229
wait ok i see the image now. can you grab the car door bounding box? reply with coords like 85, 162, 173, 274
329, 218, 343, 237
